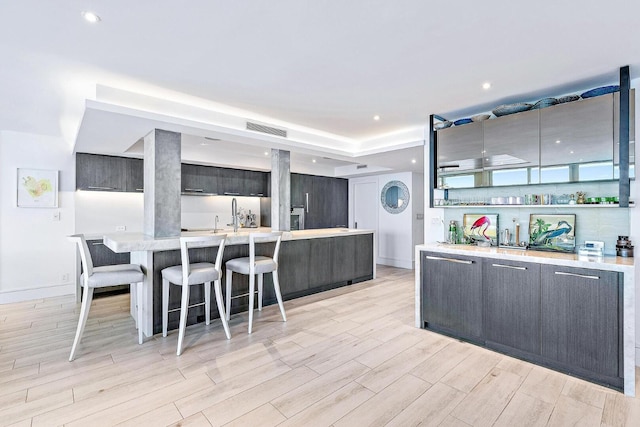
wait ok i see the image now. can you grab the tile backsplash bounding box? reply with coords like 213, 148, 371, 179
442, 181, 630, 255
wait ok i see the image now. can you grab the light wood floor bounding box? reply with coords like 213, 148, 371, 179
1, 265, 639, 426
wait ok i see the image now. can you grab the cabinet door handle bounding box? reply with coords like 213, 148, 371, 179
224, 192, 240, 196
554, 271, 600, 280
135, 188, 144, 192
305, 193, 309, 213
492, 263, 527, 271
91, 242, 104, 246
87, 186, 117, 191
426, 255, 473, 265
184, 188, 204, 192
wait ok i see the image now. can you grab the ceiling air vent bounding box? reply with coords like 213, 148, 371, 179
357, 164, 368, 169
246, 122, 287, 138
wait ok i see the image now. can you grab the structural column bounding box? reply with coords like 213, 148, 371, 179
270, 149, 291, 231
143, 129, 181, 238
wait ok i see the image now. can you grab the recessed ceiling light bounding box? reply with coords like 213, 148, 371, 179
570, 150, 574, 154
82, 11, 101, 23
264, 151, 269, 156
373, 115, 380, 121
200, 142, 208, 146
312, 159, 316, 163
482, 82, 491, 90
555, 140, 561, 144
411, 159, 416, 164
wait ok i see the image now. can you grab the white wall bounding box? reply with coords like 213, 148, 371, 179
75, 192, 261, 235
412, 172, 425, 251
350, 171, 424, 269
0, 131, 76, 303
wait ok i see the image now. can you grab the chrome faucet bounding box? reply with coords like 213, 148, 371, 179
231, 198, 238, 232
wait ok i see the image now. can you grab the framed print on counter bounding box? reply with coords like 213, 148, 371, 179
463, 213, 499, 246
17, 168, 58, 208
528, 213, 576, 253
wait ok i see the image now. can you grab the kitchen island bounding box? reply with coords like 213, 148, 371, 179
104, 228, 374, 337
415, 243, 635, 395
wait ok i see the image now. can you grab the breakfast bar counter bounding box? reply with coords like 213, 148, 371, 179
103, 228, 375, 338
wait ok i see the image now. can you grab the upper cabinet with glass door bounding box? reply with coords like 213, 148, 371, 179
540, 94, 614, 183
483, 108, 540, 187
435, 90, 634, 189
436, 121, 483, 189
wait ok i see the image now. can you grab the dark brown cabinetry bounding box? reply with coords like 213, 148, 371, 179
420, 251, 624, 390
153, 233, 374, 334
76, 153, 127, 192
78, 154, 269, 197
291, 173, 348, 229
541, 265, 622, 382
422, 252, 483, 342
126, 158, 144, 192
181, 163, 218, 194
483, 259, 541, 354
77, 153, 143, 193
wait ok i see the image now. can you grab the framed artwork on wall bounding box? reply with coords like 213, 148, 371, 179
17, 168, 58, 208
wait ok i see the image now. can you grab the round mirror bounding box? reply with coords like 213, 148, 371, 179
380, 180, 410, 214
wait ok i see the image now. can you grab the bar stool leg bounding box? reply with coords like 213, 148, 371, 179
162, 279, 170, 337
205, 281, 211, 326
69, 287, 94, 362
257, 273, 263, 311
136, 281, 144, 344
176, 284, 190, 356
248, 273, 255, 334
273, 270, 286, 322
213, 279, 231, 339
225, 269, 232, 321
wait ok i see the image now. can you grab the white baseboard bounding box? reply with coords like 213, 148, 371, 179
377, 257, 413, 269
0, 283, 76, 304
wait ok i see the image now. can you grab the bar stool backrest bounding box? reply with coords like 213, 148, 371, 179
68, 234, 94, 286
249, 232, 282, 274
179, 235, 227, 286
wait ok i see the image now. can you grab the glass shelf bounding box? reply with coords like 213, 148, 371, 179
437, 203, 634, 209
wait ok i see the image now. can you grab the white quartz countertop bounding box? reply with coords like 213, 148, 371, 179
103, 228, 374, 253
416, 242, 634, 273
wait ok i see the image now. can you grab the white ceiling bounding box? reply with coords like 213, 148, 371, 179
2, 1, 640, 176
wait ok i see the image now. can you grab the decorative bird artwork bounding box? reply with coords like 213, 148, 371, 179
529, 215, 576, 252
470, 216, 491, 241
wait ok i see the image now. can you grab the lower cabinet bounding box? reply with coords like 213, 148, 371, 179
422, 252, 482, 341
421, 251, 624, 390
483, 259, 541, 355
541, 265, 622, 380
152, 234, 374, 334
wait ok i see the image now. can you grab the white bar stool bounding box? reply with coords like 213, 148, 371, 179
68, 234, 145, 362
225, 232, 286, 334
161, 235, 229, 356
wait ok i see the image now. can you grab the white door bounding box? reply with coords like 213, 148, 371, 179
354, 181, 378, 231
